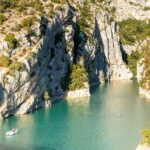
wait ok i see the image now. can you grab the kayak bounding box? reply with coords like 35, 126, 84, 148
6, 129, 18, 136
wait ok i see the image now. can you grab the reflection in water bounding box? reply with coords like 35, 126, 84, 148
67, 97, 90, 107
0, 80, 150, 150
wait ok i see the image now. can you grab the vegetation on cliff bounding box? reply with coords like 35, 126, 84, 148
0, 55, 10, 67
139, 41, 150, 90
127, 51, 141, 76
0, 13, 6, 25
4, 33, 19, 49
0, 55, 25, 75
140, 129, 150, 146
118, 19, 150, 45
69, 57, 88, 91
76, 0, 94, 36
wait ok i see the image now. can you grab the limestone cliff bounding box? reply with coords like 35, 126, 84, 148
0, 0, 149, 119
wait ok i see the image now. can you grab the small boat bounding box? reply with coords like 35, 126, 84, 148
6, 129, 18, 136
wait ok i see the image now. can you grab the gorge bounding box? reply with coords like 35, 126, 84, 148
0, 0, 150, 149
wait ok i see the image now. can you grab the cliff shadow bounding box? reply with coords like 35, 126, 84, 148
29, 10, 74, 103
0, 83, 4, 105
73, 18, 109, 90
119, 41, 128, 65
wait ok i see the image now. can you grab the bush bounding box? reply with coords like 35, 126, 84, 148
4, 33, 19, 49
69, 57, 88, 90
34, 0, 43, 11
118, 19, 150, 45
139, 41, 150, 90
43, 91, 50, 100
76, 0, 93, 35
0, 55, 10, 67
127, 50, 141, 76
17, 0, 27, 12
141, 130, 150, 146
9, 61, 25, 72
21, 17, 34, 28
0, 13, 6, 25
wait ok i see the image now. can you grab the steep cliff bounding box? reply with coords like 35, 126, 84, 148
0, 0, 149, 119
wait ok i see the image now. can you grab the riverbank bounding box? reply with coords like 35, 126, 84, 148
66, 89, 90, 99
139, 88, 150, 99
136, 145, 150, 150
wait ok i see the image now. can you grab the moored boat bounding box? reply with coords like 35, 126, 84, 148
6, 129, 18, 136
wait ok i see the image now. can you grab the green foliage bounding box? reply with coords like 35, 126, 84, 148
139, 41, 150, 90
0, 0, 43, 12
77, 0, 93, 35
127, 50, 141, 76
47, 3, 54, 18
69, 58, 88, 90
0, 0, 17, 10
21, 17, 36, 28
0, 13, 6, 25
43, 91, 50, 100
118, 19, 150, 45
4, 33, 19, 49
17, 0, 27, 12
140, 130, 150, 146
143, 7, 150, 11
21, 17, 38, 34
51, 0, 66, 4
34, 0, 43, 11
9, 61, 25, 72
0, 55, 10, 67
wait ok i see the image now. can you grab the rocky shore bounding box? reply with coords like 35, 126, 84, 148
66, 89, 90, 99
139, 88, 150, 99
136, 145, 150, 150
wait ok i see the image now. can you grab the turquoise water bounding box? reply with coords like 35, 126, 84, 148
0, 80, 150, 150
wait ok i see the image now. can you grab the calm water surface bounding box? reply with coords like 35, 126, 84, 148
0, 80, 150, 150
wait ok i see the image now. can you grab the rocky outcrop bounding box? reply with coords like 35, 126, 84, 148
66, 89, 90, 99
139, 88, 150, 99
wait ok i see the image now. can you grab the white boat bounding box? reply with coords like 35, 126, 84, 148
6, 129, 18, 136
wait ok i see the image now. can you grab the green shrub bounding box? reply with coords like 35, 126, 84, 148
21, 17, 34, 28
4, 33, 19, 49
0, 13, 6, 25
9, 61, 25, 72
127, 50, 141, 76
76, 0, 93, 35
0, 0, 17, 10
17, 0, 27, 12
0, 55, 10, 67
141, 130, 150, 146
69, 57, 88, 90
43, 91, 50, 100
143, 7, 150, 11
118, 19, 150, 45
139, 41, 150, 90
34, 0, 43, 11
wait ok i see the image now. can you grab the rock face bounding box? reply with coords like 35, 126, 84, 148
1, 0, 149, 119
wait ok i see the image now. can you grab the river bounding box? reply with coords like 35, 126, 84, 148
0, 80, 150, 150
